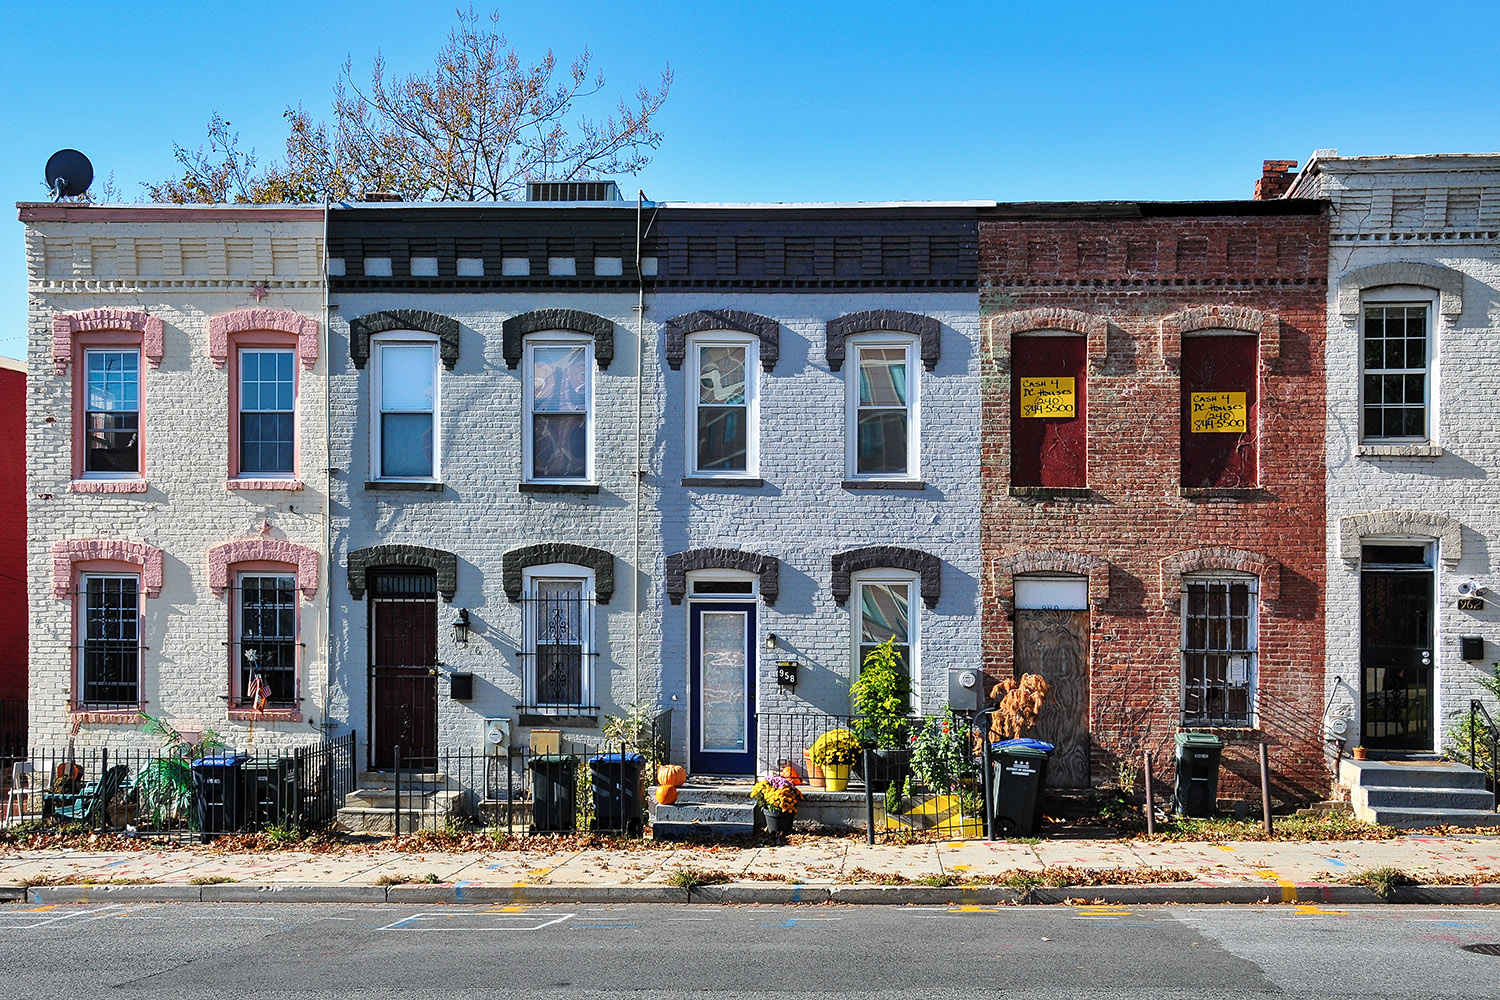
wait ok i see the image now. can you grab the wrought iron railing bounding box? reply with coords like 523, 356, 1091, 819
1470, 699, 1499, 812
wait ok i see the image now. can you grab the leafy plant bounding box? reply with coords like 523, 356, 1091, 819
809, 729, 861, 769
667, 867, 730, 890
750, 775, 802, 815
1443, 667, 1500, 773
603, 702, 665, 768
909, 708, 979, 795
1340, 866, 1417, 899
987, 674, 1051, 742
851, 638, 912, 749
133, 716, 226, 828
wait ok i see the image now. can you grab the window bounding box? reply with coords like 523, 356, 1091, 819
1181, 574, 1258, 727
524, 338, 592, 482
1180, 333, 1258, 488
521, 566, 596, 711
690, 337, 756, 475
1362, 299, 1431, 442
854, 574, 917, 708
236, 573, 298, 708
83, 350, 140, 476
374, 340, 437, 479
237, 348, 296, 477
1011, 334, 1086, 489
79, 575, 140, 708
848, 339, 917, 479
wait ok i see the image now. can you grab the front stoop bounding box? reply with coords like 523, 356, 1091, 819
1338, 758, 1500, 828
336, 772, 467, 835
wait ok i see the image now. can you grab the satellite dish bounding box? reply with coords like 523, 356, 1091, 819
45, 149, 94, 199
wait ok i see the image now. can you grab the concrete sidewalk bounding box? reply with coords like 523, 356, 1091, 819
5, 834, 1500, 906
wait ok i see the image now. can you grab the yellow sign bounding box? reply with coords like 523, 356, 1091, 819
1190, 392, 1247, 433
1019, 377, 1076, 418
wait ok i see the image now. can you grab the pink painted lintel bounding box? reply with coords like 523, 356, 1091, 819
52, 538, 165, 599
53, 308, 165, 374
69, 479, 149, 493
206, 537, 320, 599
208, 308, 320, 369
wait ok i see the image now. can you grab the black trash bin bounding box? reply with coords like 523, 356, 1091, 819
243, 757, 297, 829
589, 753, 646, 835
1173, 732, 1225, 817
988, 738, 1053, 838
528, 754, 577, 833
192, 753, 248, 841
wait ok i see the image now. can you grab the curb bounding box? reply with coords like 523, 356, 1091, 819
28, 884, 207, 904
830, 886, 1024, 905
200, 884, 389, 903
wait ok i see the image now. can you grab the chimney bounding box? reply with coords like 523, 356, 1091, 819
1253, 160, 1298, 200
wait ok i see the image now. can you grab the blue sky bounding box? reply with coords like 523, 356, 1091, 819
3, 0, 1496, 360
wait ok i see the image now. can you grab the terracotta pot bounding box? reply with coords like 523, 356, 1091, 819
802, 749, 825, 788
1352, 746, 1369, 761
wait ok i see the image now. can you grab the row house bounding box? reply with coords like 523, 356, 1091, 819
22, 203, 329, 750
0, 354, 24, 755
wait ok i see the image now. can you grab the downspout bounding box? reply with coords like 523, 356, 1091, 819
321, 195, 333, 739
632, 190, 647, 709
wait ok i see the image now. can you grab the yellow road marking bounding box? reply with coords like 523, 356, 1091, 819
1255, 868, 1297, 903
1076, 906, 1131, 916
947, 905, 999, 913
1294, 903, 1345, 915
12, 906, 56, 913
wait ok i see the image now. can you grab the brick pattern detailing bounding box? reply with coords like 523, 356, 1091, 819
1159, 547, 1281, 609
347, 544, 459, 601
992, 550, 1110, 608
207, 538, 319, 599
663, 310, 780, 371
664, 548, 780, 605
1159, 305, 1280, 370
207, 308, 320, 369
349, 310, 461, 369
1338, 510, 1463, 567
830, 546, 941, 609
52, 539, 165, 599
986, 307, 1107, 365
501, 309, 615, 370
69, 711, 144, 726
225, 479, 304, 491
69, 479, 148, 494
52, 308, 164, 374
1254, 160, 1299, 201
501, 543, 615, 604
1336, 261, 1464, 321
826, 309, 941, 372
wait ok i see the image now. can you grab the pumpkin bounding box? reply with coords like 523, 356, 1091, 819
780, 764, 802, 785
657, 764, 687, 788
656, 784, 678, 805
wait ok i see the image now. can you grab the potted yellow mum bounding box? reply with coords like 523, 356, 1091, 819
750, 775, 803, 834
809, 728, 860, 792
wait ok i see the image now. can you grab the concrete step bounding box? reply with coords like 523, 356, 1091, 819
1365, 806, 1500, 830
1339, 759, 1489, 790
668, 787, 755, 806
335, 788, 466, 835
357, 771, 449, 789
342, 788, 444, 809
1363, 786, 1495, 811
650, 800, 756, 825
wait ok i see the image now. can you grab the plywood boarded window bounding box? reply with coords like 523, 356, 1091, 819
1180, 333, 1258, 488
1011, 334, 1087, 488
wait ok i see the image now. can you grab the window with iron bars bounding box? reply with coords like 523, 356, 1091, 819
520, 577, 597, 712
78, 575, 141, 708
234, 574, 300, 707
1181, 574, 1258, 727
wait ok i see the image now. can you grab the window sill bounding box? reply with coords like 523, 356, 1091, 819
1179, 725, 1262, 739
69, 479, 148, 494
69, 708, 145, 725
682, 477, 765, 488
228, 708, 304, 722
518, 483, 601, 494
1008, 486, 1091, 500
1180, 487, 1264, 500
227, 478, 304, 491
842, 479, 926, 491
365, 480, 445, 492
1357, 443, 1444, 458
518, 712, 600, 727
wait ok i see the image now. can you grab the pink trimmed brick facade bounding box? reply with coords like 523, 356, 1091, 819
207, 308, 320, 369
206, 537, 319, 599
52, 308, 164, 374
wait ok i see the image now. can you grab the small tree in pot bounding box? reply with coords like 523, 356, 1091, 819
851, 638, 913, 793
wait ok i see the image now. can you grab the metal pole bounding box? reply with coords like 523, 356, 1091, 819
1142, 751, 1156, 836
1258, 742, 1273, 836
393, 746, 401, 837
864, 748, 876, 846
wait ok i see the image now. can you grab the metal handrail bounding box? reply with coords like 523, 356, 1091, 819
1470, 699, 1499, 812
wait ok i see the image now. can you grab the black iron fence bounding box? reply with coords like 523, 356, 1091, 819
1470, 699, 1499, 811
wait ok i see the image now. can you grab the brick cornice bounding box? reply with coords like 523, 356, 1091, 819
52, 308, 164, 374
502, 309, 616, 370
349, 310, 460, 370
826, 309, 941, 372
1339, 510, 1463, 567
986, 307, 1106, 367
993, 550, 1110, 608
831, 545, 941, 609
52, 539, 164, 599
664, 548, 779, 605
502, 543, 615, 604
663, 310, 780, 371
1336, 260, 1464, 322
1159, 547, 1280, 608
207, 538, 319, 599
347, 543, 459, 601
208, 308, 319, 369
1159, 305, 1280, 370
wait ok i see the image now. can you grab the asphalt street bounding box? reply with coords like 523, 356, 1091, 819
0, 901, 1495, 999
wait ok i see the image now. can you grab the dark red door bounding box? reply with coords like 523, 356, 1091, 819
370, 572, 438, 770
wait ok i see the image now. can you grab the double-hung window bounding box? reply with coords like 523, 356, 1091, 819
853, 573, 917, 709
79, 575, 140, 708
1362, 297, 1432, 442
1181, 574, 1258, 727
374, 340, 438, 480
524, 338, 592, 482
236, 573, 298, 708
83, 350, 141, 476
238, 349, 296, 477
522, 567, 595, 711
690, 337, 756, 475
848, 338, 918, 479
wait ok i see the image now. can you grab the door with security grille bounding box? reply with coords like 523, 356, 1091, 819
370, 571, 439, 770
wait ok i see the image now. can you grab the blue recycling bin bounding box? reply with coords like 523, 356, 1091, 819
192, 753, 248, 841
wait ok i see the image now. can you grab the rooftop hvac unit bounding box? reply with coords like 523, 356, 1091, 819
482, 718, 510, 756
526, 180, 623, 202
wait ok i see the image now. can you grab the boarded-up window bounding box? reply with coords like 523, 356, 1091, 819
1180, 334, 1258, 488
1011, 335, 1087, 488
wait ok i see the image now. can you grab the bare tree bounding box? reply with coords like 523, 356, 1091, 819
147, 8, 672, 204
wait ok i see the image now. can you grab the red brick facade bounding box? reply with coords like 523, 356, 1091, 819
0, 362, 25, 708
979, 201, 1330, 803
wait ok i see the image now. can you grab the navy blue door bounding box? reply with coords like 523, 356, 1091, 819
689, 602, 756, 775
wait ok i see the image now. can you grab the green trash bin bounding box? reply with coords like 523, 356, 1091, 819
528, 754, 577, 833
1173, 732, 1224, 818
988, 738, 1053, 838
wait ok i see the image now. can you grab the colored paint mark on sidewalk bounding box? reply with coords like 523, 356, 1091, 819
1255, 868, 1297, 903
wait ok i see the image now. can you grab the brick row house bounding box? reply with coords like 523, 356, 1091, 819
0, 354, 25, 757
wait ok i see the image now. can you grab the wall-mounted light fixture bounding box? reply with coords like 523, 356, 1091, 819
451, 608, 471, 645
764, 632, 777, 651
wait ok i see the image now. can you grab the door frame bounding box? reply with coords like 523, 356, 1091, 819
367, 569, 440, 770
1013, 572, 1091, 788
1359, 542, 1437, 753
686, 573, 758, 775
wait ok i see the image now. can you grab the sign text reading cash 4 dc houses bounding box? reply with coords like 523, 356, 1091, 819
1019, 377, 1076, 418
1190, 392, 1248, 433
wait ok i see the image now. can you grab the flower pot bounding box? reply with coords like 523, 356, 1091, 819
764, 809, 795, 835
822, 762, 851, 792
802, 749, 825, 788
1352, 746, 1369, 761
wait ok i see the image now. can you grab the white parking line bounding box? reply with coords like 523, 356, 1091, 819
377, 911, 576, 932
